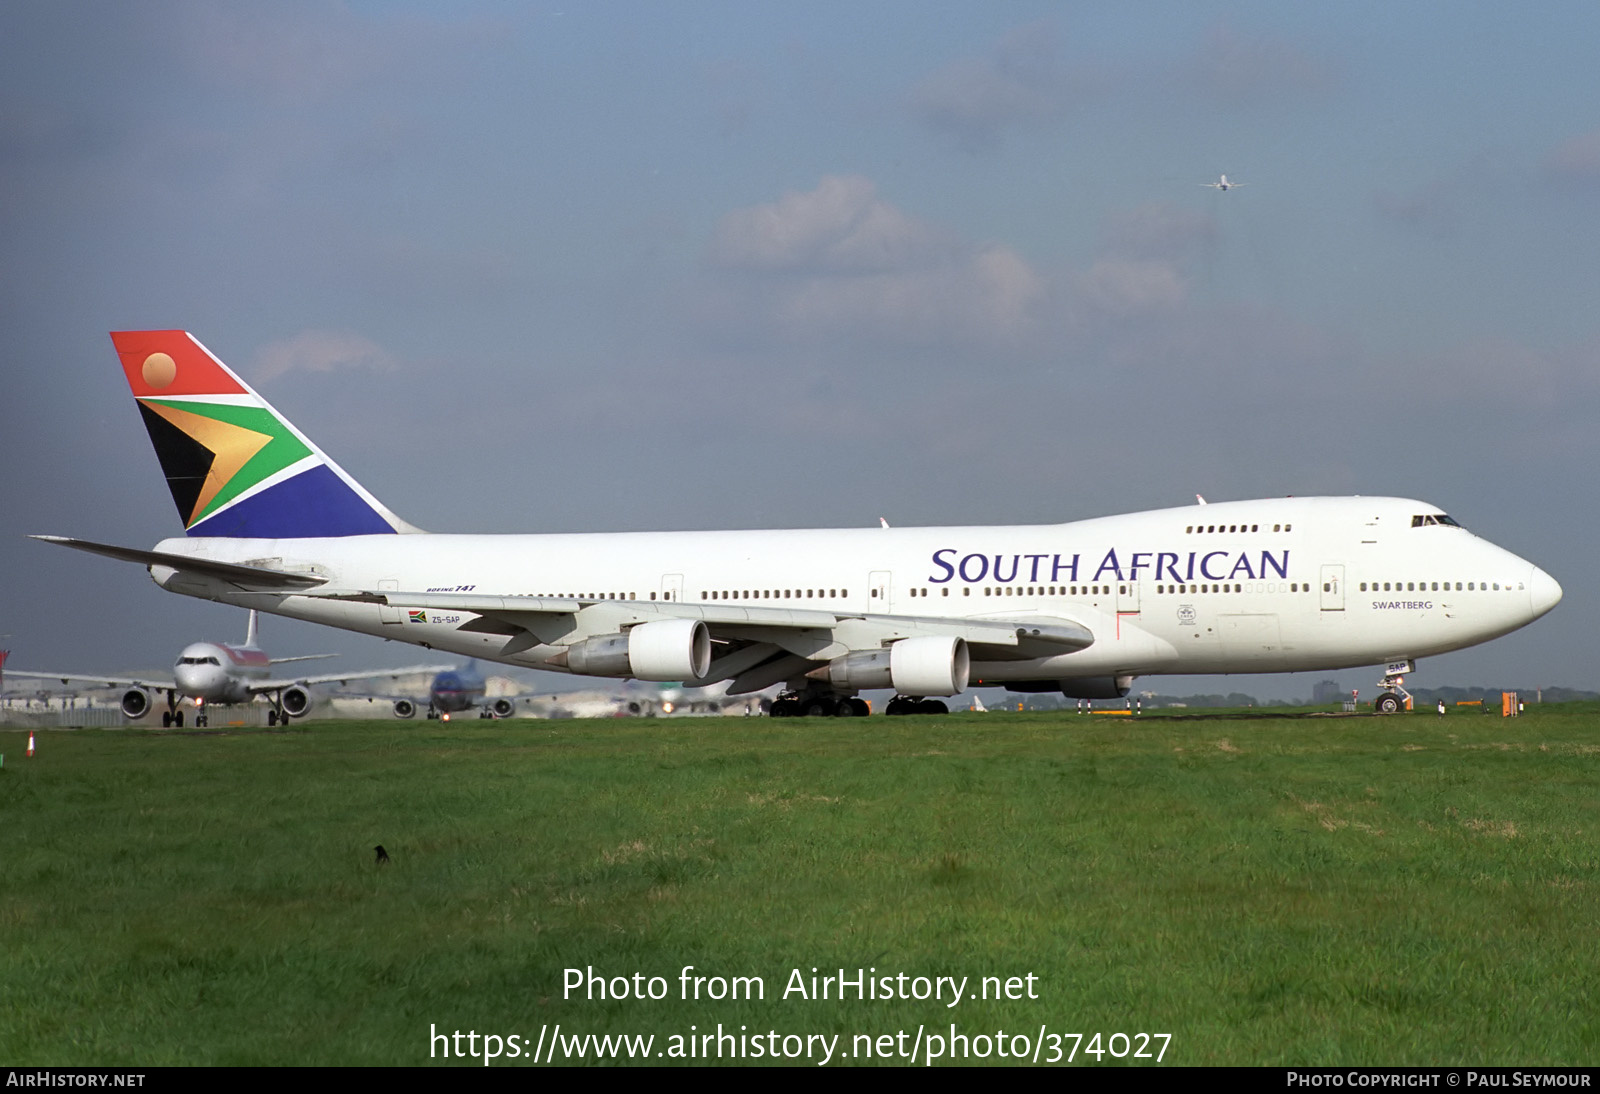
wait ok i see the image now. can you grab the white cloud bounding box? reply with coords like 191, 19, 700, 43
1098, 202, 1217, 263
1074, 259, 1187, 317
909, 21, 1077, 151
253, 330, 396, 380
704, 176, 1043, 348
708, 175, 953, 273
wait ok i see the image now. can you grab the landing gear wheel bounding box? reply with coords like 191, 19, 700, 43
268, 710, 279, 726
770, 697, 799, 718
849, 698, 870, 717
1374, 693, 1402, 714
917, 700, 949, 715
802, 697, 835, 717
173, 711, 184, 727
161, 712, 172, 727
196, 715, 208, 728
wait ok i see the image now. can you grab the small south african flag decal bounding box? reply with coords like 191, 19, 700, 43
408, 610, 428, 623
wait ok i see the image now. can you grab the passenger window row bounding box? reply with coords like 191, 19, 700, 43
1184, 523, 1291, 534
1360, 581, 1513, 592
701, 589, 848, 601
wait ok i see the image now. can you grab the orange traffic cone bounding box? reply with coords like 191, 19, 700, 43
27, 731, 36, 757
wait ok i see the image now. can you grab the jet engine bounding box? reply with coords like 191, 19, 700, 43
813, 636, 969, 697
121, 688, 152, 719
561, 619, 711, 681
280, 685, 312, 718
490, 698, 515, 718
393, 699, 416, 719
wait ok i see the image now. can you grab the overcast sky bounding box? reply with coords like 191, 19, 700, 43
3, 1, 1595, 700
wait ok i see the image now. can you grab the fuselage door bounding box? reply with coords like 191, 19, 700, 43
1118, 577, 1141, 614
869, 570, 892, 614
661, 573, 684, 602
1320, 564, 1345, 611
379, 579, 400, 624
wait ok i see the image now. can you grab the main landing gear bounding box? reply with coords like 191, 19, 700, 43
884, 697, 949, 716
769, 691, 871, 718
767, 689, 951, 717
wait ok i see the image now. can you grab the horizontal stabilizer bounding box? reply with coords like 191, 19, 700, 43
30, 536, 328, 590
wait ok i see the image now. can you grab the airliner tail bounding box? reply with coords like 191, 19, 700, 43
110, 330, 417, 538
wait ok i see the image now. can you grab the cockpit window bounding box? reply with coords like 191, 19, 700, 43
1412, 514, 1463, 528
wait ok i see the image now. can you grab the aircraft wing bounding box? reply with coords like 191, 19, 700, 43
245, 664, 457, 694
3, 669, 176, 691
314, 589, 1095, 694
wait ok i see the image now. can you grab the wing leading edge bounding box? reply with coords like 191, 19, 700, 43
311, 589, 1096, 692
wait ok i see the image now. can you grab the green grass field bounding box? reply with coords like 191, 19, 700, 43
2, 704, 1598, 1066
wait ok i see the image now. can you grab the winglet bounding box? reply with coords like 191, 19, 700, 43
111, 330, 419, 538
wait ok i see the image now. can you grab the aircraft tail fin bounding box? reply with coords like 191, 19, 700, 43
110, 330, 418, 538
245, 610, 259, 649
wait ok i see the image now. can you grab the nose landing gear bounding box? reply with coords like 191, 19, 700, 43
1373, 660, 1415, 714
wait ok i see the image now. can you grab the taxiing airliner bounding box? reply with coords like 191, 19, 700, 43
386, 661, 516, 721
6, 609, 448, 726
35, 331, 1561, 717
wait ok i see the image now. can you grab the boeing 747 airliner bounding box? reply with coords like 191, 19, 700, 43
35, 331, 1562, 716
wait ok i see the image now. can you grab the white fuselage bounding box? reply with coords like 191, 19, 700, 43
172, 641, 271, 704
140, 497, 1559, 688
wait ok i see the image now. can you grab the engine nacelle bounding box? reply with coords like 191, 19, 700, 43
393, 699, 416, 719
490, 698, 515, 718
121, 688, 151, 719
280, 685, 312, 718
817, 636, 969, 697
563, 619, 710, 681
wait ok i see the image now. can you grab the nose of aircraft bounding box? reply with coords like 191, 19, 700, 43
1529, 566, 1563, 618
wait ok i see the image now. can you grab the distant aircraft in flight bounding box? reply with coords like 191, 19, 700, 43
5, 610, 446, 726
36, 330, 1561, 717
1202, 175, 1243, 191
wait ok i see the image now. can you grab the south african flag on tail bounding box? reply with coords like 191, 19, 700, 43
111, 331, 418, 538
